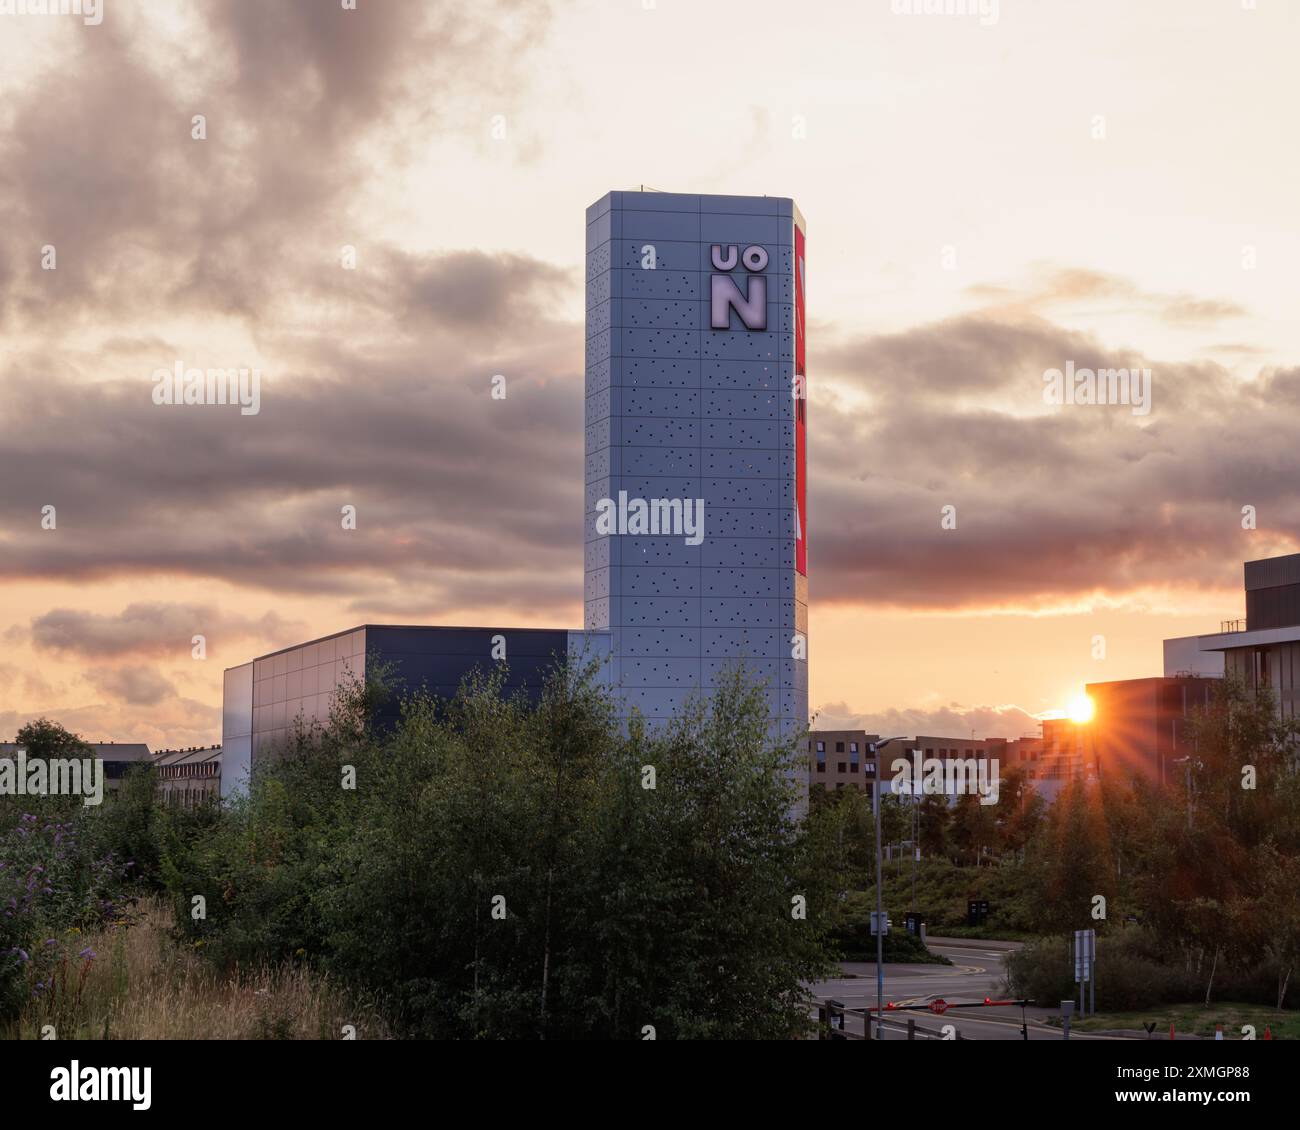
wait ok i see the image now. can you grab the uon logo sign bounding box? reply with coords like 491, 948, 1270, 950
710, 243, 768, 330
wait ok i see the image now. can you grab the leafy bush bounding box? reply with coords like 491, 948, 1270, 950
0, 720, 188, 1021
163, 661, 844, 1039
1004, 928, 1200, 1011
0, 808, 135, 1020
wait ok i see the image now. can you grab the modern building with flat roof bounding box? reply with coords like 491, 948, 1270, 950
222, 626, 606, 797
1083, 676, 1216, 788
1164, 551, 1300, 720
223, 191, 812, 795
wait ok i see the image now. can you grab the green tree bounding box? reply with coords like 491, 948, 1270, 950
1025, 779, 1114, 933
951, 792, 999, 866
918, 793, 950, 857
14, 718, 94, 760
994, 764, 1044, 855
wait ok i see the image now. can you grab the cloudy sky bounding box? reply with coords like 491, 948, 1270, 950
1, 0, 1298, 748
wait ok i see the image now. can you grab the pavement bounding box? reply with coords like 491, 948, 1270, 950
810, 936, 1135, 1041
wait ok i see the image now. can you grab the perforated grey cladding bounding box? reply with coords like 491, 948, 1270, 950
585, 191, 807, 733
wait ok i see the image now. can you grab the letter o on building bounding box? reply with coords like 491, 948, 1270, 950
741, 245, 769, 272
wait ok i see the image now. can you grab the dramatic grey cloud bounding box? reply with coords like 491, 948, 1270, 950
3, 286, 1295, 620
0, 0, 555, 330
27, 604, 306, 659
0, 1, 582, 624
87, 664, 177, 707
809, 311, 1300, 609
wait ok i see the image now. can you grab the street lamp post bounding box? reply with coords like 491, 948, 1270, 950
869, 736, 906, 1038
911, 786, 918, 916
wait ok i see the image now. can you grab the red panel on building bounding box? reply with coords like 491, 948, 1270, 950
795, 223, 807, 577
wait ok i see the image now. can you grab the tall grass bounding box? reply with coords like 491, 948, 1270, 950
1, 900, 389, 1040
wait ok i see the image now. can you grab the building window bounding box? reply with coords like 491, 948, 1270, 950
850, 742, 858, 754
816, 741, 824, 753
816, 761, 825, 773
835, 742, 845, 753
837, 762, 846, 773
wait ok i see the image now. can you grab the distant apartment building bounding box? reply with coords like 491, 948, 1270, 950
807, 731, 1045, 802
807, 730, 879, 794
154, 745, 221, 809
1040, 717, 1089, 779
1002, 735, 1045, 771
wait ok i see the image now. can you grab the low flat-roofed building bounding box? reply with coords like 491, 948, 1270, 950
223, 625, 611, 797
1083, 676, 1216, 787
0, 740, 152, 798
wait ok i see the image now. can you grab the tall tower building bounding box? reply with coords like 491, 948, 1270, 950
584, 191, 808, 738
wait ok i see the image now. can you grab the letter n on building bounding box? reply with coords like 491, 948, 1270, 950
711, 274, 767, 330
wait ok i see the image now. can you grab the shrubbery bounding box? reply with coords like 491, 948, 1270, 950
9, 669, 1297, 1034
0, 793, 138, 1020
162, 661, 847, 1039
1004, 928, 1201, 1011
0, 718, 221, 1024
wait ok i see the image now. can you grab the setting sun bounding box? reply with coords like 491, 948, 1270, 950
1068, 693, 1095, 724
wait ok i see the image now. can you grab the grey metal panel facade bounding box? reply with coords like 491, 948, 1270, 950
221, 661, 253, 798
250, 627, 366, 759
1245, 552, 1300, 591
239, 626, 608, 767
585, 191, 808, 736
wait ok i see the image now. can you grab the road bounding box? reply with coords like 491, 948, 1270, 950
810, 937, 1133, 1041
